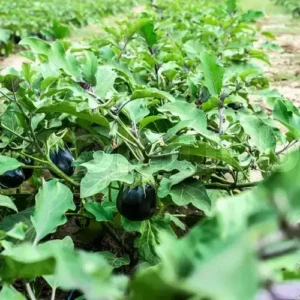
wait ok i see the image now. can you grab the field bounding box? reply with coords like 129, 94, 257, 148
0, 0, 300, 299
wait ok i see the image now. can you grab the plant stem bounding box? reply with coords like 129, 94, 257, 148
50, 288, 56, 300
204, 181, 260, 190
276, 140, 298, 155
66, 212, 91, 218
21, 152, 48, 164
0, 124, 32, 143
21, 165, 48, 170
47, 159, 80, 187
109, 110, 145, 151
25, 283, 37, 300
108, 183, 112, 202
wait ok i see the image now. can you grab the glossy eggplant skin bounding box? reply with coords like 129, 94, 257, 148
17, 157, 34, 181
117, 185, 157, 222
50, 148, 75, 177
0, 168, 25, 189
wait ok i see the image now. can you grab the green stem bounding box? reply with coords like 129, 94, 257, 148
21, 165, 48, 170
25, 283, 37, 300
205, 181, 260, 190
108, 110, 145, 151
66, 212, 90, 218
0, 124, 32, 143
21, 152, 48, 164
108, 183, 112, 202
47, 158, 80, 187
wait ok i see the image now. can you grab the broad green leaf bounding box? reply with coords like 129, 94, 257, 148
0, 285, 26, 300
0, 29, 11, 43
94, 66, 117, 99
0, 195, 18, 212
82, 51, 98, 86
6, 222, 26, 240
132, 220, 258, 300
37, 101, 109, 127
240, 115, 276, 152
54, 249, 128, 299
226, 0, 237, 14
125, 99, 150, 123
273, 99, 300, 138
20, 37, 51, 56
1, 105, 25, 141
31, 180, 75, 245
159, 178, 212, 215
0, 155, 23, 175
100, 251, 130, 269
159, 101, 207, 130
85, 202, 114, 222
49, 41, 82, 80
0, 242, 56, 281
200, 50, 224, 97
131, 88, 175, 102
139, 116, 166, 129
81, 151, 134, 198
180, 142, 242, 170
0, 207, 35, 242
125, 18, 151, 41
139, 18, 157, 47
136, 157, 193, 176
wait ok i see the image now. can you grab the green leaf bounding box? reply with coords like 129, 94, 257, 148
125, 99, 150, 123
139, 18, 157, 47
31, 180, 75, 245
49, 41, 82, 80
200, 50, 224, 97
180, 142, 242, 170
0, 155, 23, 175
131, 88, 175, 102
100, 251, 130, 269
81, 151, 134, 198
159, 178, 212, 215
134, 221, 160, 265
0, 29, 11, 43
158, 101, 209, 136
0, 207, 35, 242
6, 222, 26, 240
54, 248, 128, 299
37, 101, 109, 127
82, 51, 98, 86
136, 157, 193, 176
125, 18, 152, 41
273, 99, 300, 138
226, 0, 237, 14
0, 195, 18, 212
0, 285, 26, 300
240, 115, 277, 152
0, 242, 56, 281
132, 220, 258, 300
94, 66, 117, 99
20, 37, 51, 56
85, 202, 114, 222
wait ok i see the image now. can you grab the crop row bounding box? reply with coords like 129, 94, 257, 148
272, 0, 300, 16
0, 0, 138, 56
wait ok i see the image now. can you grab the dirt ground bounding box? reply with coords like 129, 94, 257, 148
259, 14, 300, 104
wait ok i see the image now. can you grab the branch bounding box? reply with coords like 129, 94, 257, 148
25, 283, 37, 300
0, 124, 32, 143
204, 181, 260, 190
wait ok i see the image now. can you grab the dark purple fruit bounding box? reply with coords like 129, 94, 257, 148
0, 168, 25, 189
117, 185, 157, 222
50, 148, 75, 177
